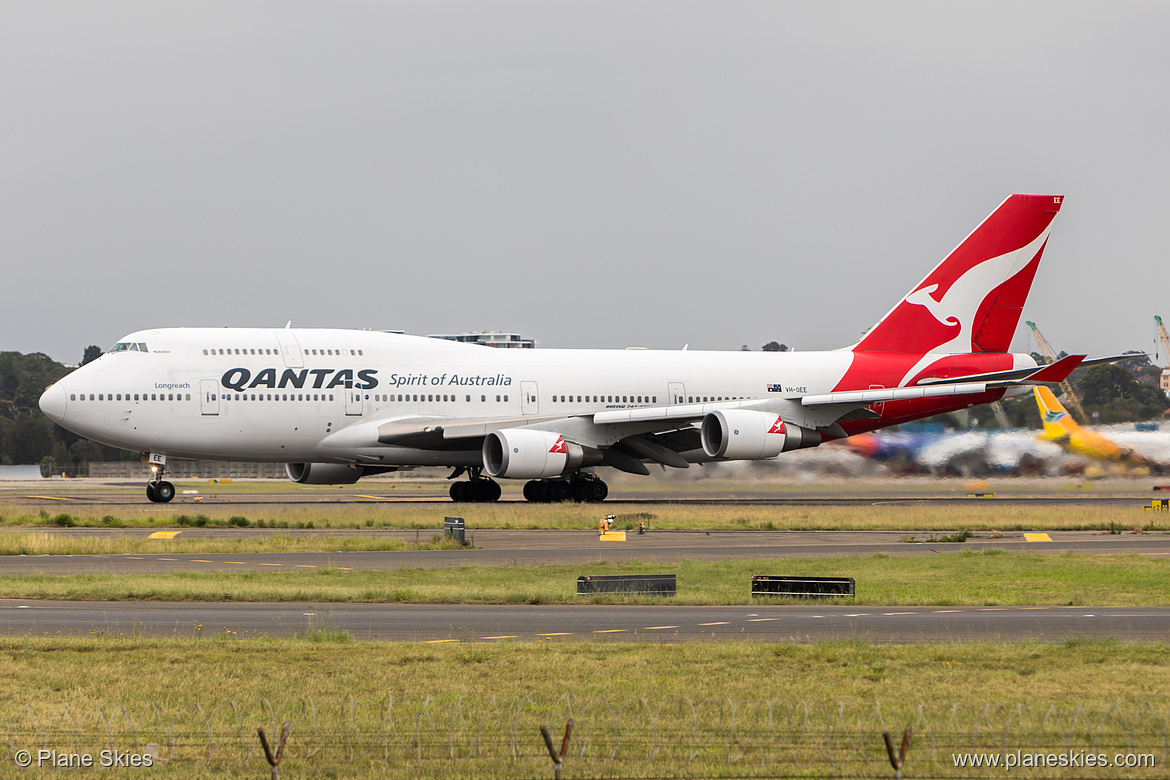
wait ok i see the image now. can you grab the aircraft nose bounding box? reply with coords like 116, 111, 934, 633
39, 383, 67, 423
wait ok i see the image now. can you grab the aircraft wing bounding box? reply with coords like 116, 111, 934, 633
344, 351, 1127, 458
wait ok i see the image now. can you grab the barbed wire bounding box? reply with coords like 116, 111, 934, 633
1, 697, 1166, 776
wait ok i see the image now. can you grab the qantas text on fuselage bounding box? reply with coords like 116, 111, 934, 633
41, 194, 1118, 504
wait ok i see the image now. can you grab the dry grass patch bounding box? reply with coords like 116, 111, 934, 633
2, 501, 1166, 533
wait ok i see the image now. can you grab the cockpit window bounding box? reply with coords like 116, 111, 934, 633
108, 342, 148, 353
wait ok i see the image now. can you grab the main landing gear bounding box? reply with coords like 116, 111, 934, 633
447, 467, 502, 503
523, 473, 608, 503
146, 463, 175, 504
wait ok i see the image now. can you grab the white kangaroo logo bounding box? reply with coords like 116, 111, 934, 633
898, 226, 1051, 385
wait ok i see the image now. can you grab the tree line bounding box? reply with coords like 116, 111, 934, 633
0, 348, 135, 470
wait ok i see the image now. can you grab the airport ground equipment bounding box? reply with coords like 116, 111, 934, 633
751, 575, 855, 598
443, 516, 467, 546
1027, 321, 1088, 424
577, 574, 676, 595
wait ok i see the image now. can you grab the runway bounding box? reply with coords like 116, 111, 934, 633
2, 481, 1167, 644
1, 528, 1168, 574
2, 600, 1167, 643
2, 478, 1164, 507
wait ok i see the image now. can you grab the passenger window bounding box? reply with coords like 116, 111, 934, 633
496, 395, 501, 402
70, 394, 75, 401
203, 349, 208, 355
481, 395, 486, 402
504, 395, 508, 402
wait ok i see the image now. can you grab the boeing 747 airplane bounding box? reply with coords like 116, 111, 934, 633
40, 194, 1122, 503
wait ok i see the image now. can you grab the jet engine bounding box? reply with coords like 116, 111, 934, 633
482, 429, 603, 479
285, 462, 367, 484
700, 410, 821, 460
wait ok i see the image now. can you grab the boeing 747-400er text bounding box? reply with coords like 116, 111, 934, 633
40, 194, 1125, 504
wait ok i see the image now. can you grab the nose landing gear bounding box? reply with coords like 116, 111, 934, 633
145, 456, 175, 503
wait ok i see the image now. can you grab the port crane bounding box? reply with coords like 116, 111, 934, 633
1026, 321, 1088, 424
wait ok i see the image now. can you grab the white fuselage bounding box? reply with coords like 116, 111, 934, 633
40, 327, 859, 465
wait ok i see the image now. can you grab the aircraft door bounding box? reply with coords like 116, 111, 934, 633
273, 330, 304, 368
668, 382, 686, 405
521, 381, 538, 415
200, 379, 220, 416
345, 381, 364, 416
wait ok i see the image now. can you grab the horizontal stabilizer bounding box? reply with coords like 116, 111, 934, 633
915, 354, 1085, 387
1077, 353, 1145, 369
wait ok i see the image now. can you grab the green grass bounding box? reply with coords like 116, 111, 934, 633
1, 551, 1166, 606
0, 636, 1167, 778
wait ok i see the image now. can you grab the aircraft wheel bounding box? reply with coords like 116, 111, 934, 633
154, 481, 176, 503
571, 480, 593, 503
482, 480, 501, 502
524, 480, 550, 503
548, 480, 571, 502
146, 482, 157, 502
450, 482, 469, 502
587, 480, 609, 502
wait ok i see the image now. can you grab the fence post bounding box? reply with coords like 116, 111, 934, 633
540, 718, 573, 780
258, 721, 291, 780
882, 725, 911, 780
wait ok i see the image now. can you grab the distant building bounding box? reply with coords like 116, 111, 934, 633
1161, 368, 1170, 394
427, 331, 535, 349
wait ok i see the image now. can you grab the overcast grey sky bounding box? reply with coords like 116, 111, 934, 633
3, 2, 1168, 365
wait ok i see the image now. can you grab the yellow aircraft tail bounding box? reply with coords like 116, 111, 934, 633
1033, 386, 1147, 466
1034, 386, 1076, 441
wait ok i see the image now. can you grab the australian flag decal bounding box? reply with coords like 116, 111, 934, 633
767, 383, 783, 393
